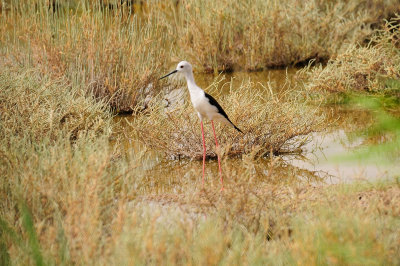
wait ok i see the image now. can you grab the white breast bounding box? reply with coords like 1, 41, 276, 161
187, 81, 221, 121
197, 100, 219, 119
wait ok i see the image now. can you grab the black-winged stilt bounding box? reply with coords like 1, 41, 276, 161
160, 61, 242, 191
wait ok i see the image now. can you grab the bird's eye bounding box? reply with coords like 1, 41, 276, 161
180, 65, 184, 68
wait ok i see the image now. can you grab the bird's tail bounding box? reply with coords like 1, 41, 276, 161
232, 123, 243, 134
224, 117, 243, 133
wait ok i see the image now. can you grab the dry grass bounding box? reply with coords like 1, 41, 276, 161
133, 76, 323, 159
154, 0, 399, 72
0, 68, 111, 142
1, 0, 399, 112
0, 0, 169, 112
0, 68, 399, 265
0, 68, 145, 264
111, 181, 400, 265
1, 2, 400, 265
302, 15, 400, 93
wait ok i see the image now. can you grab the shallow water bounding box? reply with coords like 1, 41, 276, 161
289, 107, 400, 183
113, 69, 399, 186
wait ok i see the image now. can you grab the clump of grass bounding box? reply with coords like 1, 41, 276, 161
0, 68, 111, 142
133, 77, 323, 159
0, 202, 46, 266
0, 67, 149, 264
155, 0, 399, 72
303, 15, 400, 93
0, 1, 169, 112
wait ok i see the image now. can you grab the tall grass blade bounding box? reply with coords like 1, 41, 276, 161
21, 203, 45, 266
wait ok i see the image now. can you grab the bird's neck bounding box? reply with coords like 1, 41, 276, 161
185, 72, 204, 95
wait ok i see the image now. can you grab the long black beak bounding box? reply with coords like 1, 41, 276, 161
159, 70, 177, 80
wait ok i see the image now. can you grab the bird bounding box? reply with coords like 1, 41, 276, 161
160, 61, 242, 191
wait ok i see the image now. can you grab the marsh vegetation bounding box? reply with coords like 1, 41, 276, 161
0, 1, 399, 265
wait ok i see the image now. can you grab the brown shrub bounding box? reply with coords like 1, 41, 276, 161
302, 16, 400, 92
133, 77, 323, 159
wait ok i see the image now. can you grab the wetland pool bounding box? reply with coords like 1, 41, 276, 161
112, 69, 399, 188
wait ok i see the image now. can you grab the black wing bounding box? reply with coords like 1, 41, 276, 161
204, 92, 243, 133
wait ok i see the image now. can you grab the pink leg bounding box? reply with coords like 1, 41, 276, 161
201, 121, 206, 186
211, 120, 224, 191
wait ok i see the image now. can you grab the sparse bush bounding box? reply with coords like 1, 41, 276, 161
0, 69, 112, 142
303, 15, 400, 93
133, 77, 323, 159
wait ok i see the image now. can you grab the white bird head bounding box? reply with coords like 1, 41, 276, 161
176, 61, 193, 74
160, 61, 193, 80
